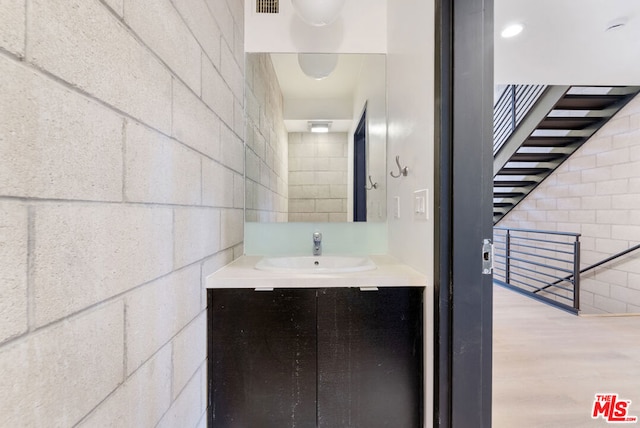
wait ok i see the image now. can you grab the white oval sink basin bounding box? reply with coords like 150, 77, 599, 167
255, 256, 376, 274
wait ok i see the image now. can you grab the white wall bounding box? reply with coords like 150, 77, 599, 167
386, 4, 435, 425
386, 0, 435, 277
0, 0, 244, 426
348, 54, 388, 222
245, 0, 387, 53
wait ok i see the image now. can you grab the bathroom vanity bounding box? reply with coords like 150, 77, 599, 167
206, 256, 428, 428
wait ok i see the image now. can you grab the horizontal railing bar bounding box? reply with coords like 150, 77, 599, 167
507, 278, 573, 302
494, 227, 581, 237
494, 280, 579, 315
536, 243, 640, 294
508, 236, 576, 246
508, 248, 574, 265
508, 278, 573, 302
509, 270, 566, 288
508, 264, 575, 284
533, 283, 574, 295
508, 242, 575, 256
507, 255, 575, 274
508, 263, 575, 282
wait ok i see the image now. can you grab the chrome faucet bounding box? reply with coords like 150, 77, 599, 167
312, 232, 322, 256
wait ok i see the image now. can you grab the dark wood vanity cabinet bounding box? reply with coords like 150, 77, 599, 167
208, 287, 424, 428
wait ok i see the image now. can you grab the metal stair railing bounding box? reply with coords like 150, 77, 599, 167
493, 227, 581, 314
493, 84, 547, 155
536, 243, 640, 294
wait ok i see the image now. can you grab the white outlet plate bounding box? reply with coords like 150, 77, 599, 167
413, 189, 428, 221
394, 196, 400, 219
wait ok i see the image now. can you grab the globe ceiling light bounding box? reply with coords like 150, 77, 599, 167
291, 0, 346, 27
297, 53, 339, 80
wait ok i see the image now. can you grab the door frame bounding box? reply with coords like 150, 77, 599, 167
353, 108, 367, 222
434, 0, 494, 426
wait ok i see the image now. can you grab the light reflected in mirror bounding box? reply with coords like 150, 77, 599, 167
244, 53, 387, 223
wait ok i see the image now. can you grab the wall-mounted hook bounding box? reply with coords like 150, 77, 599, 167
390, 155, 409, 178
365, 175, 378, 190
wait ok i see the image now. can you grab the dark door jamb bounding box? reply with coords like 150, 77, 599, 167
434, 0, 494, 426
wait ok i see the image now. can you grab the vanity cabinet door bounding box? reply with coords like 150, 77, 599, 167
316, 287, 424, 428
208, 289, 317, 428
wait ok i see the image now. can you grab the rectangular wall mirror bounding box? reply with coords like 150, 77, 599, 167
245, 53, 387, 223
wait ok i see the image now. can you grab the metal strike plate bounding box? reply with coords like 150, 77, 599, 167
482, 239, 493, 275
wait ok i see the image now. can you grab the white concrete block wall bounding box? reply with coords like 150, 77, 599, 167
0, 0, 244, 426
498, 94, 640, 314
245, 53, 289, 222
288, 132, 349, 222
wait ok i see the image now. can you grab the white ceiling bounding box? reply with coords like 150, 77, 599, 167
271, 53, 366, 99
495, 0, 640, 85
272, 1, 640, 131
270, 53, 371, 132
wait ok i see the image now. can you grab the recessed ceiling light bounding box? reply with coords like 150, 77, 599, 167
308, 121, 331, 133
501, 23, 524, 38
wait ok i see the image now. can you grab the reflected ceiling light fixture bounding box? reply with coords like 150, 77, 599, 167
501, 23, 524, 38
291, 0, 346, 26
298, 53, 338, 80
308, 121, 331, 133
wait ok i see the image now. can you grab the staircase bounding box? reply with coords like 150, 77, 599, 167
493, 85, 640, 224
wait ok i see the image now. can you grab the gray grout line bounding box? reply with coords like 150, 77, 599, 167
121, 118, 128, 202
26, 204, 35, 332
23, 0, 29, 60
123, 302, 128, 380
0, 48, 242, 175
0, 195, 241, 211
0, 253, 215, 349
172, 208, 177, 272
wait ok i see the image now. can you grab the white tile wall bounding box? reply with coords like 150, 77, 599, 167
125, 265, 202, 375
0, 201, 28, 344
245, 53, 289, 221
0, 0, 25, 57
0, 302, 124, 427
0, 57, 123, 201
28, 0, 173, 134
288, 132, 349, 222
0, 0, 244, 426
32, 204, 174, 327
77, 343, 172, 428
124, 0, 202, 93
125, 121, 202, 205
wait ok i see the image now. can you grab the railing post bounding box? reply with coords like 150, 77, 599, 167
573, 236, 581, 311
510, 85, 517, 133
505, 229, 511, 284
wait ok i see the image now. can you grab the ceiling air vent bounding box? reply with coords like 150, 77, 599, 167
256, 0, 279, 13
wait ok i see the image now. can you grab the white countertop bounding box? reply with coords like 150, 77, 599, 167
206, 255, 428, 289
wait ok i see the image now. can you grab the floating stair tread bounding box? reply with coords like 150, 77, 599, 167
497, 167, 550, 176
493, 180, 537, 187
554, 94, 626, 110
494, 192, 525, 198
522, 136, 583, 147
510, 152, 566, 162
537, 116, 601, 130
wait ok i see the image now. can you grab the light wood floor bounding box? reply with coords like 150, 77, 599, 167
493, 285, 640, 427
